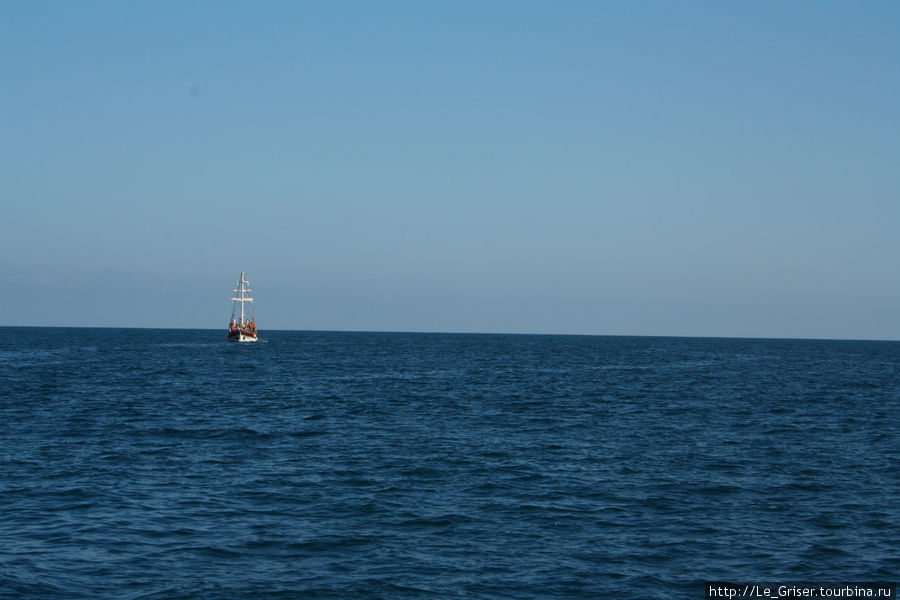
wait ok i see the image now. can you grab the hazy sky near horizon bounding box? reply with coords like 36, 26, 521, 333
3, 1, 898, 339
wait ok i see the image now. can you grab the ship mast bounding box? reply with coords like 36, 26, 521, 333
232, 271, 254, 327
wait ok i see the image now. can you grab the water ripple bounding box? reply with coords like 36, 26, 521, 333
1, 329, 898, 599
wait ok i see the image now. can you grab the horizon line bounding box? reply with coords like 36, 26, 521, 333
3, 324, 898, 344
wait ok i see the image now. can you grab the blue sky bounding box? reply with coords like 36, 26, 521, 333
2, 1, 898, 339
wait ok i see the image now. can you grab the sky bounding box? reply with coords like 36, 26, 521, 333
2, 1, 898, 339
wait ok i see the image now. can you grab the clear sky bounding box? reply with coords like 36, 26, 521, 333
2, 1, 898, 339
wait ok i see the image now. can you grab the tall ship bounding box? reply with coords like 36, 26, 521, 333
227, 271, 258, 342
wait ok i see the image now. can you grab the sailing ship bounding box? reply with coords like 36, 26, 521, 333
227, 271, 258, 342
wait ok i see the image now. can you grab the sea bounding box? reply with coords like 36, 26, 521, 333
2, 327, 898, 599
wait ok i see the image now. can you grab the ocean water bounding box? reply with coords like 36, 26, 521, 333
1, 328, 898, 599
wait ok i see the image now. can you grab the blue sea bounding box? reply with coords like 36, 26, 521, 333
2, 328, 898, 599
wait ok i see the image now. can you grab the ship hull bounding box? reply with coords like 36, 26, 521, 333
227, 331, 258, 343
